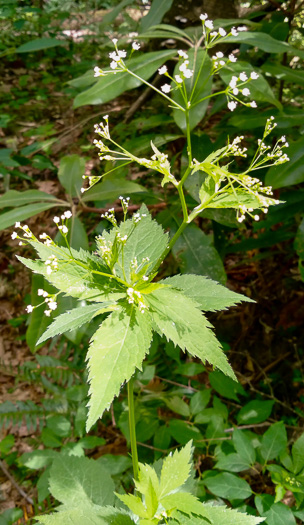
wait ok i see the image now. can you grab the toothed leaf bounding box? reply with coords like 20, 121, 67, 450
145, 287, 235, 379
86, 306, 152, 430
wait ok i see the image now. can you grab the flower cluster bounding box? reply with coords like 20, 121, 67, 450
133, 211, 147, 224
126, 287, 147, 313
53, 210, 72, 236
101, 208, 117, 226
226, 71, 259, 111
211, 50, 237, 74
11, 223, 35, 245
96, 236, 114, 266
93, 39, 141, 78
26, 288, 58, 317
119, 195, 130, 219
223, 136, 248, 158
159, 50, 193, 94
200, 13, 244, 49
45, 255, 59, 275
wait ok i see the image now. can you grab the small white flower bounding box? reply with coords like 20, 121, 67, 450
281, 136, 286, 142
132, 41, 140, 50
178, 50, 188, 59
161, 84, 171, 93
219, 27, 227, 36
216, 52, 224, 58
43, 291, 48, 297
200, 13, 208, 20
158, 65, 167, 75
44, 310, 51, 317
110, 61, 118, 69
15, 222, 21, 228
64, 211, 72, 219
11, 232, 18, 240
81, 188, 85, 193
94, 66, 102, 77
228, 101, 237, 111
61, 225, 68, 234
210, 31, 218, 37
229, 76, 238, 88
118, 50, 127, 58
46, 266, 52, 275
112, 38, 118, 45
205, 20, 214, 29
239, 72, 248, 82
175, 75, 183, 83
233, 88, 239, 95
242, 88, 250, 96
254, 215, 260, 221
250, 101, 257, 108
53, 216, 60, 223
219, 60, 225, 66
251, 71, 259, 80
231, 27, 238, 36
26, 305, 34, 313
49, 301, 57, 311
38, 289, 44, 296
229, 53, 237, 62
183, 69, 193, 78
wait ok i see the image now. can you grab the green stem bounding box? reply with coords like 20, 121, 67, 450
126, 68, 185, 112
128, 377, 139, 481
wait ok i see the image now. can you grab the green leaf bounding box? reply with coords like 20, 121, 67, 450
121, 208, 169, 281
140, 0, 174, 32
171, 224, 226, 284
261, 62, 304, 87
223, 31, 304, 59
26, 274, 54, 351
190, 390, 211, 415
100, 0, 134, 26
58, 155, 86, 198
0, 190, 58, 209
17, 244, 124, 303
260, 422, 287, 462
209, 371, 246, 401
233, 429, 256, 465
145, 287, 235, 379
255, 495, 296, 525
237, 400, 274, 425
49, 455, 114, 507
291, 433, 304, 475
37, 303, 111, 345
19, 449, 58, 470
46, 415, 71, 438
265, 135, 304, 189
163, 274, 253, 312
82, 178, 145, 203
189, 504, 265, 525
159, 441, 193, 497
164, 396, 190, 417
117, 494, 148, 519
86, 306, 152, 430
173, 49, 212, 131
74, 50, 176, 108
161, 492, 209, 518
203, 472, 252, 502
215, 453, 251, 472
0, 202, 57, 231
169, 419, 203, 445
16, 38, 64, 53
220, 62, 282, 110
37, 507, 135, 525
65, 216, 89, 251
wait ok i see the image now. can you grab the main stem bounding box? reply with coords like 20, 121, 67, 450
127, 377, 139, 481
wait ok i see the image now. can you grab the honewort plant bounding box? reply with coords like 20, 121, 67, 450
12, 13, 290, 525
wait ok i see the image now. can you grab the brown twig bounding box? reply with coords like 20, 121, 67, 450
0, 460, 34, 505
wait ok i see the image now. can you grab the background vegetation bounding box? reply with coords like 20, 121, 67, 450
0, 0, 304, 524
